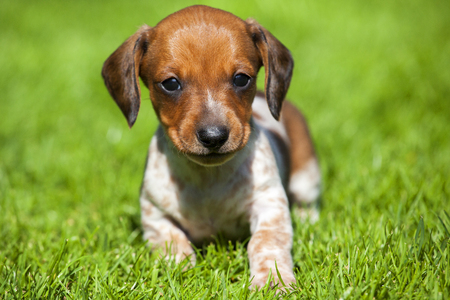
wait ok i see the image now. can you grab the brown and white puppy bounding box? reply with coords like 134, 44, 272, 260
102, 5, 320, 290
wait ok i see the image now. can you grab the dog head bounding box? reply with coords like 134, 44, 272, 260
102, 5, 293, 166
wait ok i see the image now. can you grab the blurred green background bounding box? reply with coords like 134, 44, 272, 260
0, 0, 449, 296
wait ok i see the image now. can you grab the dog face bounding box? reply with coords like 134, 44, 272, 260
102, 5, 294, 166
141, 10, 260, 166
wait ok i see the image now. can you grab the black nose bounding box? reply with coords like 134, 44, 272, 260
196, 126, 229, 150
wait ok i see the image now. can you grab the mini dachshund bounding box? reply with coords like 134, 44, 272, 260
102, 5, 320, 290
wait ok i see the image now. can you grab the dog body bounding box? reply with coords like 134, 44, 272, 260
102, 5, 320, 289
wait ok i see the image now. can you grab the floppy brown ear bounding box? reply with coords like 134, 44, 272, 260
246, 19, 294, 120
102, 25, 152, 128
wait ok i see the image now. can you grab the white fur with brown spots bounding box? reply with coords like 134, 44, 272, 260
102, 5, 321, 291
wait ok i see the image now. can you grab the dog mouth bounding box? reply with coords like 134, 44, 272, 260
186, 151, 236, 167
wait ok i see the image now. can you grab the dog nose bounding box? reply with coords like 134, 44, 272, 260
196, 126, 229, 150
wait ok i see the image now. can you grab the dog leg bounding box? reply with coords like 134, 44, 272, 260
289, 159, 321, 223
247, 197, 295, 290
281, 102, 321, 222
140, 195, 195, 264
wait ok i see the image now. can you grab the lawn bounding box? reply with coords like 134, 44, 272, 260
1, 0, 449, 298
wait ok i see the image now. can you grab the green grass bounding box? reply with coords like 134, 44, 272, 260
1, 0, 449, 298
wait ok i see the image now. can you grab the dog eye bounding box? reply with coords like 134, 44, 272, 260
233, 74, 250, 87
161, 78, 181, 92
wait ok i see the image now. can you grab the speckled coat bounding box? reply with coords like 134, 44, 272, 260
102, 5, 321, 290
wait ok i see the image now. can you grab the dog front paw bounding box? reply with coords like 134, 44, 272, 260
172, 250, 196, 266
250, 269, 296, 291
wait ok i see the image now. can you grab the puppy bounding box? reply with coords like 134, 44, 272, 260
102, 5, 320, 290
